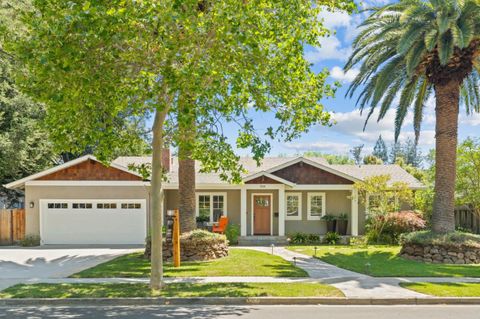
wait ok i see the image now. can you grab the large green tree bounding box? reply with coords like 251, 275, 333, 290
345, 0, 480, 234
9, 0, 354, 289
456, 137, 480, 217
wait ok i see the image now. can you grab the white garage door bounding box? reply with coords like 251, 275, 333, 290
40, 199, 147, 245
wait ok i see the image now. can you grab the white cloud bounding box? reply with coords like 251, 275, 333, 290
322, 109, 435, 147
284, 141, 351, 154
460, 113, 480, 126
305, 36, 351, 63
330, 66, 359, 83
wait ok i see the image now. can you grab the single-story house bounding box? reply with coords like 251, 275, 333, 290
5, 150, 424, 245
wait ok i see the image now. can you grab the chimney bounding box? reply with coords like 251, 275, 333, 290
161, 148, 171, 172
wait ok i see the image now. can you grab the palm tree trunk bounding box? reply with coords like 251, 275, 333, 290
150, 108, 168, 290
178, 147, 196, 233
178, 97, 197, 234
431, 80, 460, 234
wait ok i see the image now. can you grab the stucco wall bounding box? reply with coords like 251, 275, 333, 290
164, 189, 241, 228
285, 190, 354, 235
24, 185, 150, 237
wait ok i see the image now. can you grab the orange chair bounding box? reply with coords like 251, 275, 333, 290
212, 216, 228, 234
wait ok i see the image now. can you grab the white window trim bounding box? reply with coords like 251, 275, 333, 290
195, 192, 228, 222
285, 192, 302, 221
307, 192, 326, 220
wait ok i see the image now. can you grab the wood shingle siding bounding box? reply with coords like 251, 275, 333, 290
271, 162, 353, 184
38, 159, 142, 181
245, 176, 282, 184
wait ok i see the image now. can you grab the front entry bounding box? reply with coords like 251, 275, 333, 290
253, 194, 271, 235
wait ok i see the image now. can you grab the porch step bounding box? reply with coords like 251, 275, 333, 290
237, 236, 288, 246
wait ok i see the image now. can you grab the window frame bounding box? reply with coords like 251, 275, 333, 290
195, 192, 228, 222
307, 192, 326, 220
285, 192, 302, 221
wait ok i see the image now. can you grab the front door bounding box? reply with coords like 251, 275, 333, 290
253, 195, 271, 235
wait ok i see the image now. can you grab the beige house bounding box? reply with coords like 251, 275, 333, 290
5, 152, 424, 245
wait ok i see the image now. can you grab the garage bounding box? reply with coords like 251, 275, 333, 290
39, 199, 147, 245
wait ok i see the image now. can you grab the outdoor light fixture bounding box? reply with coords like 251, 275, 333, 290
314, 246, 318, 256
29, 201, 34, 208
293, 256, 297, 265
271, 244, 275, 254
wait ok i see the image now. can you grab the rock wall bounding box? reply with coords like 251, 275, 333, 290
163, 237, 228, 262
400, 243, 480, 264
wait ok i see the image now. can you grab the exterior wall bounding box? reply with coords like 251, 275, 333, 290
24, 185, 150, 237
246, 189, 279, 236
38, 159, 142, 181
272, 163, 353, 184
164, 189, 241, 228
285, 190, 354, 235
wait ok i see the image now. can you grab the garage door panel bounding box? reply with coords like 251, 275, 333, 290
40, 200, 146, 245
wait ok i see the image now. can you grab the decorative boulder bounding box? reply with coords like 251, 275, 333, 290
399, 231, 480, 264
144, 229, 229, 261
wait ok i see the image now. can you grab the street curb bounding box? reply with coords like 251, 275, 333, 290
1, 297, 480, 306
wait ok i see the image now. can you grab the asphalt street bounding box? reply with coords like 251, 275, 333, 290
1, 305, 480, 319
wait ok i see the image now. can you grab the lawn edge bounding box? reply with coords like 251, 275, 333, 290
1, 297, 480, 306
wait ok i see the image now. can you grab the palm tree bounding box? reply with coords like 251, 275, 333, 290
345, 0, 480, 234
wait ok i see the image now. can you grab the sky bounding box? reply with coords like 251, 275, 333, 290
224, 0, 480, 159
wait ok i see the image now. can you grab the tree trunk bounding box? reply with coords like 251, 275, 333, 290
431, 80, 460, 234
178, 149, 196, 233
150, 108, 168, 290
177, 97, 197, 234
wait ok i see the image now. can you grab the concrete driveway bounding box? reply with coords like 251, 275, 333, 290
0, 245, 142, 290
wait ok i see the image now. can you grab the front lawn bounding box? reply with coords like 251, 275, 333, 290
72, 248, 307, 278
288, 245, 480, 277
0, 282, 343, 298
400, 282, 480, 297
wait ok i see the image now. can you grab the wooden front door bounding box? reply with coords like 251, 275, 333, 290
253, 195, 271, 235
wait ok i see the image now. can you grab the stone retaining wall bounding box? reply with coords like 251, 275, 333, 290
162, 237, 228, 262
400, 243, 480, 264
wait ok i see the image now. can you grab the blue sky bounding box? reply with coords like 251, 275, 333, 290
225, 0, 480, 158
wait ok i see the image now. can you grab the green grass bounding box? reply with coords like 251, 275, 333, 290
400, 282, 480, 297
0, 282, 343, 298
287, 245, 480, 277
72, 249, 308, 278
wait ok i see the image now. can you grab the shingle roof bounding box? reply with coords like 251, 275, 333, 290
113, 156, 424, 188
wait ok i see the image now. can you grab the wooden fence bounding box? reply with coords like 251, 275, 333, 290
455, 206, 480, 234
0, 209, 26, 245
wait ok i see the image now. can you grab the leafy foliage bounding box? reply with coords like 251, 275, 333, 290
303, 151, 354, 164
456, 137, 480, 215
288, 232, 321, 245
324, 232, 340, 245
354, 175, 414, 244
363, 154, 383, 165
225, 223, 240, 245
400, 230, 480, 248
349, 144, 364, 165
345, 0, 480, 143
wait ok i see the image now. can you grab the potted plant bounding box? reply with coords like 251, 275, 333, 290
196, 215, 210, 229
321, 214, 337, 233
336, 213, 349, 235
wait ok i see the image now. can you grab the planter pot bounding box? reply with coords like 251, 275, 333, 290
326, 220, 337, 233
336, 220, 348, 235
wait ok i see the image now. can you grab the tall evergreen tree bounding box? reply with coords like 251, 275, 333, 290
345, 0, 480, 233
372, 135, 388, 163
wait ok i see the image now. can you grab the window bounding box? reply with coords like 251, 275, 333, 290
307, 193, 325, 220
47, 203, 68, 209
72, 203, 93, 209
96, 203, 120, 209
285, 193, 302, 220
121, 203, 142, 209
196, 193, 227, 222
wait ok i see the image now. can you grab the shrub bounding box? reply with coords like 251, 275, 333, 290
337, 213, 348, 221
321, 214, 336, 221
366, 210, 426, 244
324, 232, 340, 245
288, 232, 321, 245
225, 223, 240, 245
400, 230, 480, 248
20, 235, 40, 247
349, 236, 368, 247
